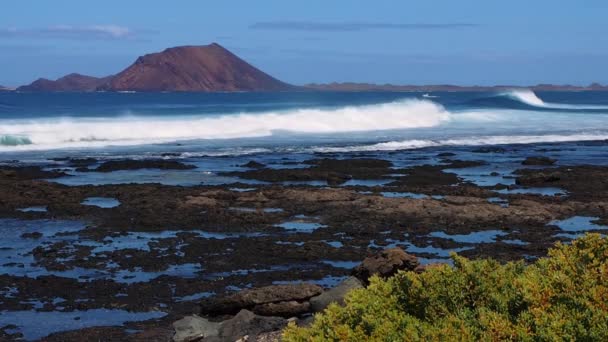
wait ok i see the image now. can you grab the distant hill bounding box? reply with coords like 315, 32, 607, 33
10, 43, 607, 92
0, 85, 13, 92
304, 82, 608, 92
101, 43, 293, 92
17, 73, 113, 92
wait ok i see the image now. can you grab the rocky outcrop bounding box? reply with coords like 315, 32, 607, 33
17, 73, 112, 92
102, 43, 293, 92
90, 159, 196, 172
200, 283, 323, 317
352, 248, 419, 284
522, 156, 556, 166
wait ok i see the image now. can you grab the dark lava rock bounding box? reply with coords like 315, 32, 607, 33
242, 160, 266, 169
67, 158, 98, 167
92, 159, 196, 172
223, 158, 394, 186
0, 165, 67, 180
516, 172, 561, 185
522, 156, 556, 166
352, 248, 419, 284
200, 284, 322, 317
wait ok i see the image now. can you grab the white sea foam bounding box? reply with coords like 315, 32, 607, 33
0, 99, 450, 151
313, 133, 608, 153
503, 89, 608, 109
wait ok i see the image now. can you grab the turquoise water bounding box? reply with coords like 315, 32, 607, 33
1, 90, 608, 160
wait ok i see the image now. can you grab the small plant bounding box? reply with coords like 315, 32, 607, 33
284, 234, 608, 341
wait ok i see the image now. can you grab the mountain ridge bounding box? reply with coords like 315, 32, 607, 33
9, 44, 608, 92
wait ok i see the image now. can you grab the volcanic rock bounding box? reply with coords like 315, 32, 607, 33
200, 284, 322, 317
352, 248, 419, 284
92, 159, 196, 172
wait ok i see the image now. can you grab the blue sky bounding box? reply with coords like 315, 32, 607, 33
1, 0, 607, 86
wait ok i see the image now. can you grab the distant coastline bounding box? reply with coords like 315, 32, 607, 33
3, 43, 607, 93
304, 82, 608, 92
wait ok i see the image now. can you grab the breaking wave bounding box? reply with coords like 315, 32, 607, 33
502, 89, 608, 110
0, 99, 451, 151
313, 133, 608, 153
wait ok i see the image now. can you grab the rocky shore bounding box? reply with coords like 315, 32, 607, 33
1, 144, 608, 340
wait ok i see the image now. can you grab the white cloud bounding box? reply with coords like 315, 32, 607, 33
0, 25, 144, 40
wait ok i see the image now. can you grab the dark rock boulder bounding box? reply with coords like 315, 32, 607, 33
200, 283, 322, 317
352, 248, 419, 284
92, 159, 196, 172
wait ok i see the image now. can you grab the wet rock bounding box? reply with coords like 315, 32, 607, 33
310, 276, 363, 312
213, 309, 287, 342
522, 156, 556, 166
516, 172, 561, 185
92, 159, 196, 172
352, 248, 419, 284
201, 284, 322, 316
173, 315, 220, 342
242, 161, 266, 169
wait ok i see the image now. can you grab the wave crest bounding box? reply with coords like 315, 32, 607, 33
502, 89, 608, 110
314, 133, 608, 153
0, 99, 450, 151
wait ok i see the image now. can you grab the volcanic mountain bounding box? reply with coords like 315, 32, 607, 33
17, 73, 113, 92
102, 43, 292, 92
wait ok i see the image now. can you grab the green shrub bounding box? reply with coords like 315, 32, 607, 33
284, 234, 608, 341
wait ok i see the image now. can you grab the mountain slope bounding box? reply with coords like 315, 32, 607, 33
17, 73, 112, 92
102, 43, 292, 92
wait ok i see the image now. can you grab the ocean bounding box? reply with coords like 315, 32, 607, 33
1, 90, 608, 161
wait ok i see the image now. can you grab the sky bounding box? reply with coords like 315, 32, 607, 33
1, 0, 607, 87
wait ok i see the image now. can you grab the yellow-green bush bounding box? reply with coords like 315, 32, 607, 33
284, 234, 608, 341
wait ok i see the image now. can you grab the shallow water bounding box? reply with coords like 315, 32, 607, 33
550, 216, 608, 234
430, 230, 508, 244
81, 197, 121, 208
0, 309, 166, 340
16, 206, 47, 213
